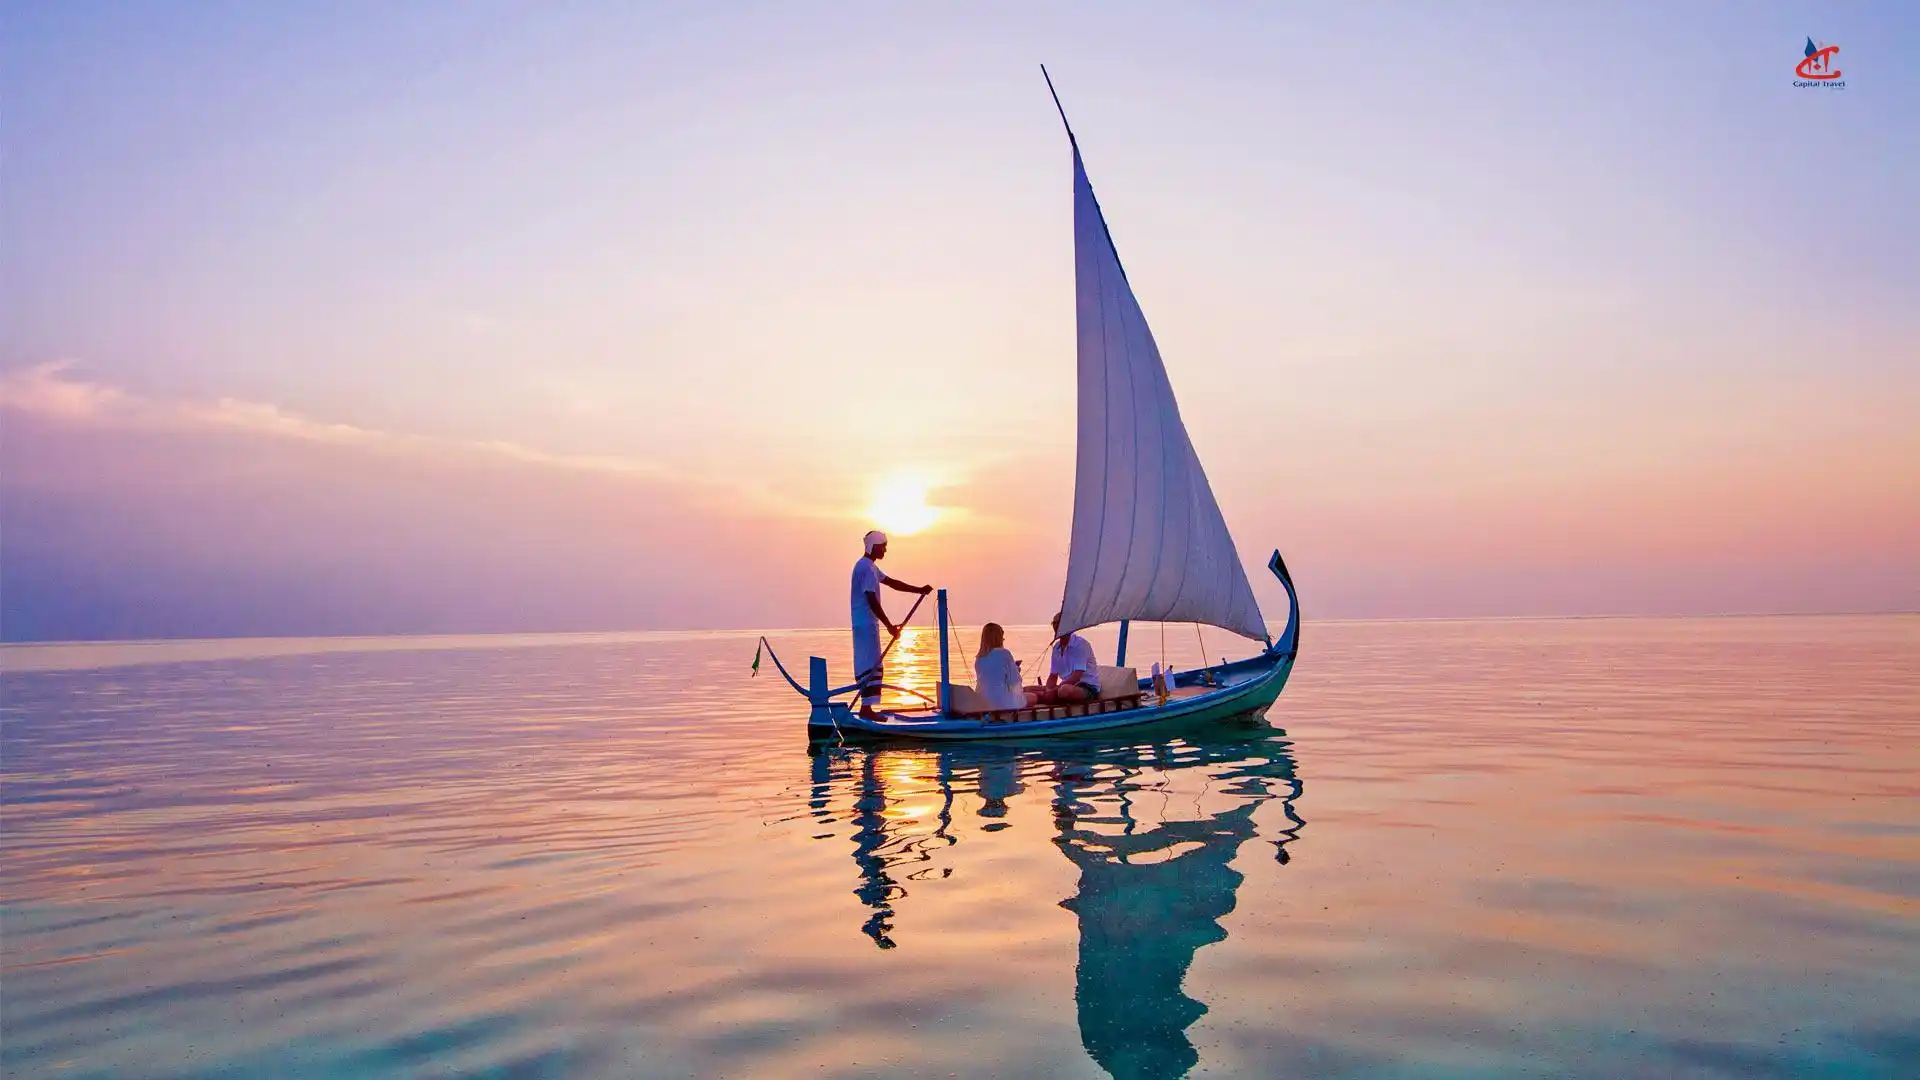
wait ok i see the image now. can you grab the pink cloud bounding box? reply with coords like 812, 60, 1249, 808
0, 361, 127, 421
0, 364, 886, 534
2, 362, 673, 476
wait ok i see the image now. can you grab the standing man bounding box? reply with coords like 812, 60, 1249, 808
851, 530, 932, 720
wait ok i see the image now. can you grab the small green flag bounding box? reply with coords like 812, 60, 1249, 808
751, 641, 762, 677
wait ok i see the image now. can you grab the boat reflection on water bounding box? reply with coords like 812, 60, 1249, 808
810, 747, 961, 949
803, 714, 1306, 1078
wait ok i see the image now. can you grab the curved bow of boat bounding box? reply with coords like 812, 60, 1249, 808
1268, 548, 1301, 659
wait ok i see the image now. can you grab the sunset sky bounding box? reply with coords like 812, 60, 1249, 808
4, 2, 1916, 641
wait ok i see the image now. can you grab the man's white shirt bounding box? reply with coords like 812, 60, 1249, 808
1049, 634, 1101, 691
850, 556, 893, 629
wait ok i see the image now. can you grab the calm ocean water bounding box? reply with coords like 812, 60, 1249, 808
3, 616, 1916, 1079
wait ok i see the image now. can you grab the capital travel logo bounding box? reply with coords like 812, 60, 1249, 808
1794, 37, 1845, 88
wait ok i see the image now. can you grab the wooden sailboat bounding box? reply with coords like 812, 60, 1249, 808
767, 70, 1300, 740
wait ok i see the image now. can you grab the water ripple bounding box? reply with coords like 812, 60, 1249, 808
3, 616, 1916, 1078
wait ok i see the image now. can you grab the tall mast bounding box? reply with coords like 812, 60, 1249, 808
1040, 64, 1078, 148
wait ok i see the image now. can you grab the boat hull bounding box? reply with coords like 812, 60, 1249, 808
808, 649, 1296, 742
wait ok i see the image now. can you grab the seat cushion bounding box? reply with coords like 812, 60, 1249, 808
947, 684, 995, 715
1096, 666, 1139, 700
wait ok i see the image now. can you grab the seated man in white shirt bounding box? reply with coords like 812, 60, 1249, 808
1029, 612, 1102, 705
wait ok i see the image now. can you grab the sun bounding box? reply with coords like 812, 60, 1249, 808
867, 473, 939, 536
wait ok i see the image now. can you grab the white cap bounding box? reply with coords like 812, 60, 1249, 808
863, 530, 888, 554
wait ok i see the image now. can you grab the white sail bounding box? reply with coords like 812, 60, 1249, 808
1057, 146, 1267, 642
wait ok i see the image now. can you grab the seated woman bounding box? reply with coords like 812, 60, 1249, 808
973, 623, 1036, 711
1028, 612, 1101, 705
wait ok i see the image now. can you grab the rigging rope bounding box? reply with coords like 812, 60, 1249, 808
1023, 625, 1055, 689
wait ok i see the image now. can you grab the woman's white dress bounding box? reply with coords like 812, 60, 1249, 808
973, 648, 1027, 710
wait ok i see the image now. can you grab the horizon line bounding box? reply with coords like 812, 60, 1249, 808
5, 608, 1915, 651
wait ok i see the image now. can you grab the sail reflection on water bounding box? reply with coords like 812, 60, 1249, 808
802, 715, 1305, 1078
